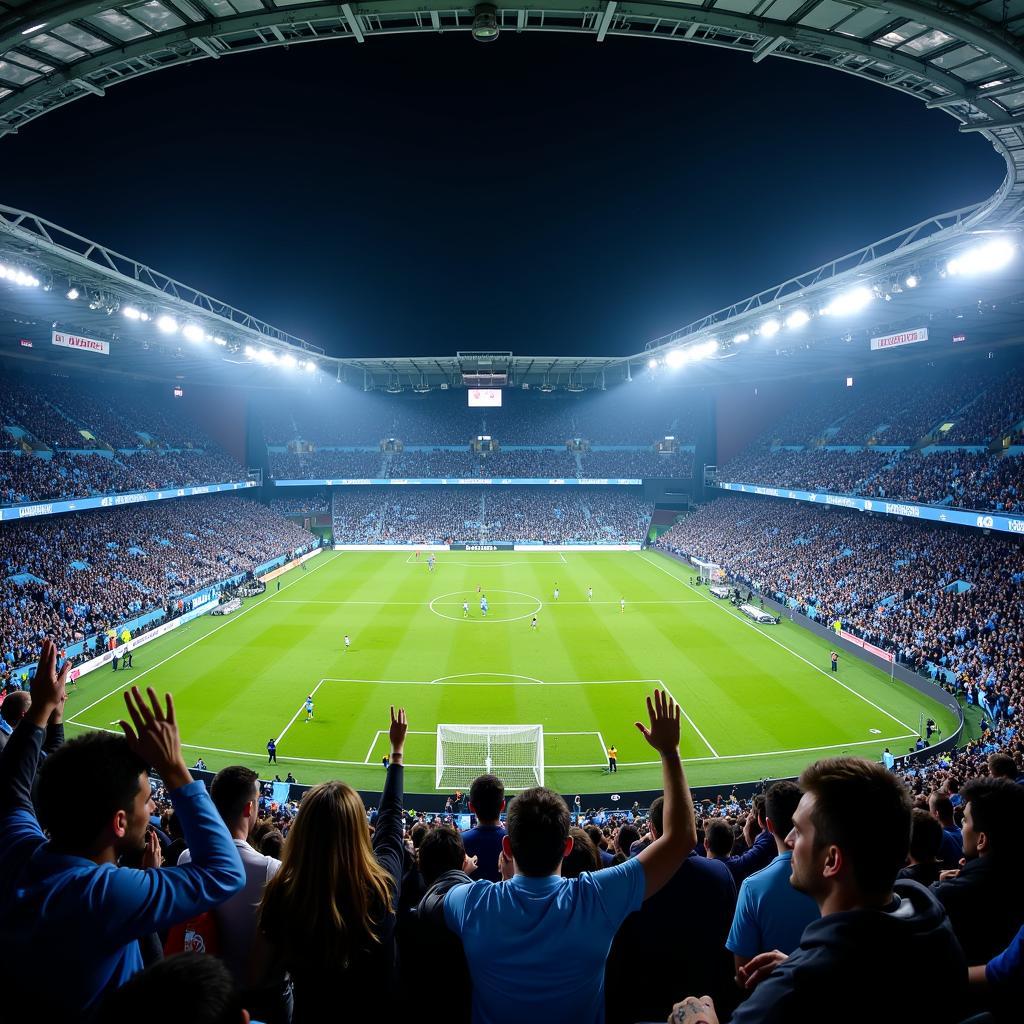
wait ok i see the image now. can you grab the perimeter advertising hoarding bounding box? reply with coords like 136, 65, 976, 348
870, 327, 927, 351
52, 330, 110, 355
274, 478, 642, 486
717, 481, 1024, 537
0, 479, 257, 521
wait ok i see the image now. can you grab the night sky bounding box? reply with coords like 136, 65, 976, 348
1, 32, 1004, 359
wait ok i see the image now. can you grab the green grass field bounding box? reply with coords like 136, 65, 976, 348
65, 549, 960, 794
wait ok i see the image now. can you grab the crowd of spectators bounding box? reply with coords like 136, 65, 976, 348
0, 496, 314, 684
656, 495, 1024, 722
720, 445, 1023, 514
331, 486, 653, 544
2, 657, 1019, 1023
0, 449, 248, 507
269, 493, 330, 516
268, 450, 386, 479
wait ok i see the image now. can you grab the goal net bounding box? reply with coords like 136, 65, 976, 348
693, 557, 725, 583
436, 724, 544, 791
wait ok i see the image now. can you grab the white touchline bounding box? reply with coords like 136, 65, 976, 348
276, 679, 326, 747
68, 552, 339, 724
640, 552, 920, 735
659, 680, 720, 758
364, 730, 383, 764
596, 730, 609, 763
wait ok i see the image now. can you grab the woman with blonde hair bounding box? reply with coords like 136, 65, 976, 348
254, 706, 407, 1021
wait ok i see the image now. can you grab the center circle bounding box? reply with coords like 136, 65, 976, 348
428, 589, 544, 624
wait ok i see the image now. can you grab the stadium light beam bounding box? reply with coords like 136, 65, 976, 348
647, 357, 659, 369
785, 309, 810, 329
181, 323, 204, 343
733, 332, 750, 343
304, 359, 317, 373
280, 353, 298, 369
665, 348, 686, 369
122, 306, 142, 320
905, 274, 919, 289
821, 286, 873, 317
946, 238, 1015, 276
759, 318, 781, 338
66, 287, 79, 300
156, 315, 178, 334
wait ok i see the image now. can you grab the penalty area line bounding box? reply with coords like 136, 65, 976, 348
658, 678, 720, 758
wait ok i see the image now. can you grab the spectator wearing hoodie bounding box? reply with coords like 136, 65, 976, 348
931, 777, 1024, 965
671, 757, 966, 1024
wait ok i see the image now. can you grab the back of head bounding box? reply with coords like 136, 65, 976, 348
418, 826, 465, 885
469, 773, 505, 822
210, 765, 259, 827
987, 752, 1017, 780
0, 690, 30, 726
259, 780, 391, 966
562, 827, 602, 878
260, 829, 284, 859
584, 824, 606, 850
799, 757, 911, 898
97, 953, 239, 1024
705, 820, 734, 858
961, 777, 1024, 854
36, 732, 148, 851
928, 792, 955, 823
649, 795, 665, 838
909, 808, 943, 863
410, 822, 428, 850
616, 824, 640, 854
765, 780, 802, 839
506, 787, 569, 876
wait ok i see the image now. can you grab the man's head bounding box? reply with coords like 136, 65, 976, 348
908, 808, 943, 866
987, 752, 1018, 780
615, 824, 640, 855
789, 757, 911, 907
704, 820, 734, 859
648, 795, 665, 839
765, 781, 802, 846
584, 824, 607, 850
36, 732, 151, 857
0, 690, 30, 728
469, 774, 505, 824
210, 766, 260, 838
960, 777, 1024, 859
928, 792, 955, 826
503, 787, 571, 876
751, 794, 767, 829
417, 826, 466, 885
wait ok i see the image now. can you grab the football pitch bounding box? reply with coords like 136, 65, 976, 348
65, 550, 959, 794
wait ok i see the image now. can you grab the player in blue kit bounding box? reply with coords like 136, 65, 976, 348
480, 594, 488, 617
304, 695, 314, 721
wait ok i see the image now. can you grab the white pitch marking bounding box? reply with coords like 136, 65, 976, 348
658, 679, 720, 758
69, 552, 339, 723
276, 679, 326, 747
639, 552, 920, 735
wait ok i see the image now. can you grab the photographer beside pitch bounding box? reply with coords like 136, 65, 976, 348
439, 689, 696, 1024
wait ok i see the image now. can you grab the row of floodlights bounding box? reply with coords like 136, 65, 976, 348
646, 237, 1016, 370
243, 344, 316, 372
0, 264, 41, 287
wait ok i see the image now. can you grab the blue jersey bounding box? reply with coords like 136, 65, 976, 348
304, 699, 313, 712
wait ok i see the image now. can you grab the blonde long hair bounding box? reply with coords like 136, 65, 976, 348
259, 781, 393, 970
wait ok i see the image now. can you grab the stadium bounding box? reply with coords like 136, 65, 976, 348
1, 2, 1023, 1022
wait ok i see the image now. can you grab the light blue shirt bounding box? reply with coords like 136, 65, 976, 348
726, 850, 819, 958
445, 857, 645, 1024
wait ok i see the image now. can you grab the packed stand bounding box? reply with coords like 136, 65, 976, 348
269, 493, 330, 516
581, 448, 694, 478
0, 496, 314, 681
4, 649, 1020, 1023
269, 450, 385, 479
331, 489, 387, 543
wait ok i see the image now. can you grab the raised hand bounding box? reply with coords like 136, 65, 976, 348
668, 996, 719, 1024
28, 638, 70, 728
635, 689, 681, 757
141, 827, 163, 869
388, 705, 408, 757
119, 686, 191, 790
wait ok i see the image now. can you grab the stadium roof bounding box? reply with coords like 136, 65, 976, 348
2, 1, 1024, 388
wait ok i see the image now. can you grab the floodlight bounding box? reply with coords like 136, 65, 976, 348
67, 287, 79, 300
785, 309, 810, 329
156, 315, 178, 334
946, 238, 1015, 276
280, 353, 298, 369
213, 336, 227, 346
665, 348, 686, 368
140, 311, 150, 321
304, 360, 317, 373
759, 318, 781, 338
123, 306, 142, 320
904, 274, 919, 289
182, 323, 204, 342
244, 345, 256, 357
733, 332, 750, 343
691, 339, 719, 360
471, 3, 499, 41
822, 286, 873, 317
647, 357, 658, 369
0, 266, 7, 278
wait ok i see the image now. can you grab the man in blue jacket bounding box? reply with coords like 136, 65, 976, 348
0, 639, 245, 1020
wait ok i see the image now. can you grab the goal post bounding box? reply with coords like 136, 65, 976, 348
692, 557, 725, 583
436, 724, 544, 791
